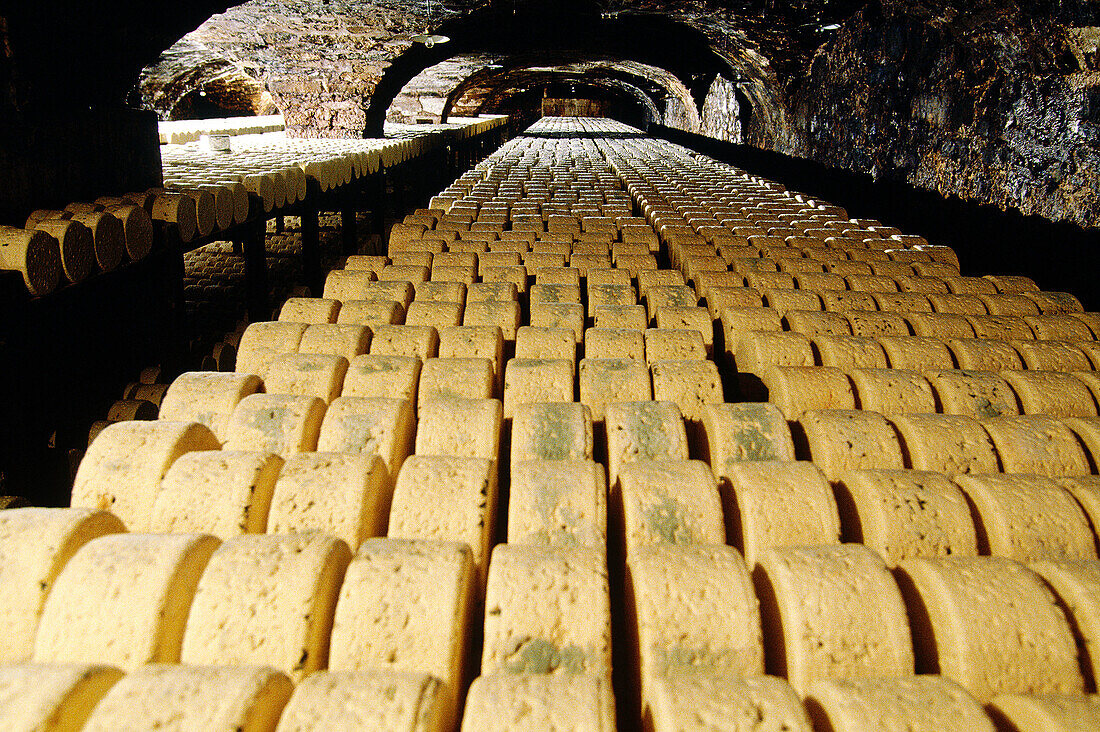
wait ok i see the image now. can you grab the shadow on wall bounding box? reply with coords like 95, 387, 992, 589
652, 125, 1100, 311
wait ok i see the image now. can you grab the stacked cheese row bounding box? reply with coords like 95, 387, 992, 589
5, 117, 1098, 731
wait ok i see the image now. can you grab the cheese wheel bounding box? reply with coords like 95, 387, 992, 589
103, 202, 152, 261
723, 460, 839, 566
336, 299, 403, 328
0, 663, 123, 732
967, 315, 1035, 340
236, 322, 308, 376
654, 306, 714, 352
297, 324, 371, 361
380, 265, 430, 284
585, 328, 646, 360
592, 304, 648, 331
343, 354, 421, 405
329, 538, 472, 723
481, 265, 528, 294
466, 281, 518, 302
813, 334, 889, 368
760, 366, 855, 419
952, 474, 1095, 561
648, 673, 811, 732
645, 285, 698, 321
947, 338, 1025, 371
894, 556, 1083, 701
509, 459, 606, 548
317, 396, 413, 475
928, 293, 988, 315
369, 325, 438, 359
578, 358, 652, 421
503, 358, 574, 420
986, 693, 1100, 731
223, 393, 326, 457
417, 358, 495, 404
0, 508, 125, 661
437, 325, 504, 391
923, 369, 1019, 418
845, 311, 909, 338
1025, 290, 1084, 314
535, 266, 581, 286
701, 402, 795, 481
32, 217, 94, 284
404, 300, 463, 329
515, 326, 577, 361
356, 281, 416, 310
888, 414, 999, 474
590, 268, 634, 287
999, 371, 1096, 417
388, 455, 497, 584
804, 675, 994, 732
1011, 340, 1092, 371
754, 544, 913, 695
846, 275, 898, 293
649, 359, 724, 422
263, 353, 349, 404
605, 401, 689, 486
510, 401, 594, 466
798, 409, 905, 479
980, 415, 1090, 476
530, 283, 582, 305
1070, 311, 1100, 339
821, 289, 879, 312
71, 420, 220, 530
68, 211, 124, 270
414, 281, 466, 304
905, 312, 977, 339
0, 225, 62, 295
530, 303, 586, 343
415, 397, 502, 460
1029, 560, 1100, 692
278, 669, 447, 732
627, 545, 763, 713
614, 459, 725, 559
764, 287, 823, 315
644, 328, 707, 362
34, 532, 220, 669
588, 283, 637, 310
481, 544, 611, 679
463, 300, 522, 341
460, 674, 613, 732
1025, 314, 1094, 341
978, 294, 1040, 316
945, 276, 998, 295
1055, 475, 1100, 541
850, 368, 936, 414
322, 270, 376, 301
735, 331, 816, 374
784, 310, 852, 336
83, 664, 293, 732
106, 398, 156, 421
877, 336, 955, 370
151, 450, 282, 537
182, 532, 350, 680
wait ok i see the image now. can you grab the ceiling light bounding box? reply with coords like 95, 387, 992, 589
412, 33, 450, 48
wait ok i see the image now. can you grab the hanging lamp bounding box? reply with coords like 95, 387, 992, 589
412, 0, 450, 48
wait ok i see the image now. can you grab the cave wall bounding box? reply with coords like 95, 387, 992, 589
788, 0, 1100, 228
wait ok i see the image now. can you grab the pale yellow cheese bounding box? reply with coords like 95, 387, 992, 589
905, 312, 976, 339
342, 354, 422, 406
760, 366, 855, 419
649, 359, 724, 422
463, 300, 522, 341
279, 297, 341, 324
849, 368, 936, 414
648, 673, 811, 732
627, 545, 763, 714
530, 283, 582, 305
999, 371, 1097, 417
317, 395, 414, 477
34, 532, 220, 669
615, 459, 725, 558
297, 324, 371, 361
986, 693, 1100, 732
404, 300, 463, 329
804, 675, 994, 732
329, 538, 473, 727
71, 420, 220, 531
223, 393, 327, 457
584, 328, 646, 360
0, 508, 125, 661
579, 358, 652, 421
336, 299, 403, 328
515, 326, 577, 360
980, 415, 1090, 476
263, 353, 349, 404
370, 325, 439, 359
644, 328, 707, 362
1054, 475, 1100, 541
923, 369, 1020, 419
466, 281, 518, 303
530, 303, 585, 343
645, 285, 698, 322
438, 325, 504, 390
888, 414, 999, 474
82, 663, 293, 732
388, 455, 497, 585
1028, 559, 1100, 693
655, 306, 714, 352
417, 357, 495, 404
460, 673, 613, 732
150, 450, 283, 538
735, 331, 816, 375
503, 358, 575, 420
592, 304, 648, 331
481, 544, 611, 680
277, 669, 448, 732
966, 315, 1034, 340
236, 322, 308, 376
0, 663, 123, 732
813, 334, 889, 368
181, 532, 351, 681
894, 555, 1083, 701
845, 311, 910, 337
414, 280, 466, 303
510, 402, 594, 466
953, 474, 1096, 561
701, 402, 795, 482
415, 397, 502, 460
587, 283, 637, 310
723, 460, 839, 567
158, 372, 263, 443
877, 336, 956, 370
509, 459, 607, 548
605, 401, 689, 486
799, 409, 905, 477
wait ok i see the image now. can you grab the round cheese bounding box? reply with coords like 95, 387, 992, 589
509, 459, 607, 548
297, 323, 371, 361
460, 673, 613, 732
804, 675, 994, 732
159, 373, 262, 442
515, 326, 577, 361
986, 693, 1100, 732
648, 673, 810, 732
850, 368, 936, 414
980, 416, 1090, 476
278, 669, 447, 732
923, 369, 1020, 419
888, 413, 999, 474
615, 459, 725, 557
318, 396, 415, 476
1029, 559, 1100, 691
223, 393, 326, 457
263, 353, 349, 404
343, 354, 422, 405
414, 397, 502, 460
0, 663, 123, 732
604, 401, 689, 487
999, 371, 1096, 417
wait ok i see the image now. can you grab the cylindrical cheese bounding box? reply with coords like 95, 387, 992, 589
615, 459, 725, 557
370, 325, 439, 360
1025, 314, 1094, 341
223, 393, 327, 457
850, 368, 936, 414
986, 693, 1100, 731
0, 508, 126, 661
460, 673, 613, 732
980, 415, 1090, 476
0, 663, 123, 732
923, 369, 1019, 419
966, 315, 1034, 340
71, 420, 220, 531
946, 338, 1025, 370
417, 357, 495, 404
701, 402, 795, 480
813, 334, 890, 368
905, 312, 976, 339
754, 544, 914, 695
894, 556, 1083, 701
502, 358, 575, 420
0, 225, 62, 295
649, 359, 724, 423
297, 324, 371, 361
102, 203, 153, 262
760, 366, 856, 419
343, 354, 422, 405
888, 414, 999, 474
735, 331, 816, 374
804, 675, 994, 732
67, 211, 124, 271
953, 474, 1096, 561
999, 371, 1097, 417
508, 459, 607, 548
1029, 559, 1100, 691
278, 669, 448, 732
32, 217, 94, 284
414, 397, 502, 460
604, 401, 690, 487
648, 673, 810, 732
337, 299, 403, 328
317, 396, 415, 476
83, 663, 293, 732
263, 353, 349, 404
510, 401, 594, 466
159, 372, 263, 442
515, 326, 577, 361
34, 532, 220, 669
236, 322, 308, 376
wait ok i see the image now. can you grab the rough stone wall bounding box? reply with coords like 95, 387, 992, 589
790, 0, 1100, 227
701, 75, 741, 142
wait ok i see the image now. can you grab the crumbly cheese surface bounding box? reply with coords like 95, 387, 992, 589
297, 324, 371, 361
735, 331, 816, 373
278, 297, 340, 324
702, 402, 795, 479
223, 394, 327, 457
616, 459, 725, 556
0, 662, 124, 732
159, 372, 263, 442
370, 325, 439, 360
761, 367, 855, 420
34, 532, 221, 669
805, 675, 994, 732
799, 409, 905, 477
877, 336, 956, 370
509, 459, 607, 548
724, 461, 840, 567
922, 369, 1020, 419
510, 402, 594, 466
236, 322, 307, 375
83, 663, 294, 732
503, 358, 575, 419
418, 357, 496, 403
849, 368, 937, 415
999, 371, 1097, 417
317, 396, 415, 476
946, 338, 1024, 371
415, 397, 502, 460
515, 326, 577, 361
584, 328, 645, 360
460, 673, 614, 732
270, 453, 389, 548
895, 555, 1083, 702
888, 414, 999, 475
579, 358, 652, 421
0, 508, 125, 661
1029, 559, 1100, 691
979, 416, 1090, 476
604, 401, 689, 486
463, 300, 522, 340
481, 544, 611, 679
71, 420, 221, 531
151, 450, 283, 538
755, 544, 914, 695
181, 533, 352, 681
648, 673, 811, 732
277, 669, 447, 732
649, 359, 724, 422
813, 335, 889, 369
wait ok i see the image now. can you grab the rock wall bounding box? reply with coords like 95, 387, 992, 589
701, 75, 741, 142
